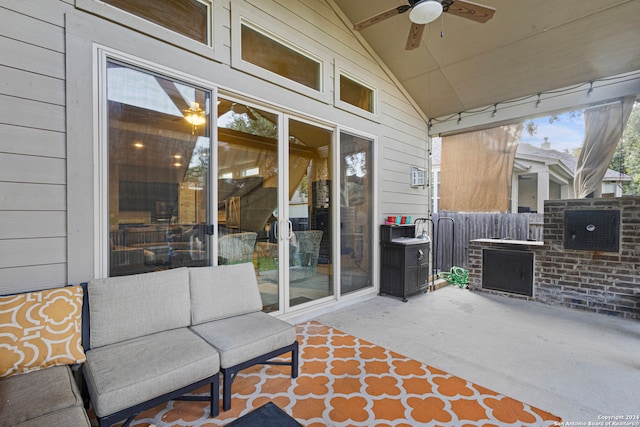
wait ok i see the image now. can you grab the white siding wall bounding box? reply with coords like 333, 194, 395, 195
0, 0, 73, 292
1, 0, 429, 292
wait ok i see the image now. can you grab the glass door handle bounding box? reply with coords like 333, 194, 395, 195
287, 220, 294, 240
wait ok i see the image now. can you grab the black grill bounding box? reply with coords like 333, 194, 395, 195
564, 210, 620, 252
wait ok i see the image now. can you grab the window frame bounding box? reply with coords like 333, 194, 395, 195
334, 60, 379, 122
94, 47, 218, 278
230, 3, 331, 104
75, 0, 223, 61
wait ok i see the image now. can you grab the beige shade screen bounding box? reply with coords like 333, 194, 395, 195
440, 124, 522, 212
574, 96, 635, 198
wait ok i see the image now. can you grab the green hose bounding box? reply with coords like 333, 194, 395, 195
438, 266, 469, 288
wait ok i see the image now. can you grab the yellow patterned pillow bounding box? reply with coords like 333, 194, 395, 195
0, 286, 86, 378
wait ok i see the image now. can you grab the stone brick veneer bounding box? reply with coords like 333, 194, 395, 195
468, 197, 640, 319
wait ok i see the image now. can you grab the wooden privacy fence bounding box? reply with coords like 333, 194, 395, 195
430, 212, 544, 271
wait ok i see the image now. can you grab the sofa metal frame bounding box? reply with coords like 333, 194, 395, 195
222, 341, 299, 411
96, 377, 219, 427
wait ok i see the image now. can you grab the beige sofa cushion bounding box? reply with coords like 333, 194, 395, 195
189, 263, 263, 325
83, 328, 219, 418
190, 311, 296, 368
88, 267, 190, 348
0, 365, 89, 426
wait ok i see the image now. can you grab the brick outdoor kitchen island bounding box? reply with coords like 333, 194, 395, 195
468, 197, 640, 320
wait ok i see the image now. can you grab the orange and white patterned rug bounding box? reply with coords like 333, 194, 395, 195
124, 321, 561, 426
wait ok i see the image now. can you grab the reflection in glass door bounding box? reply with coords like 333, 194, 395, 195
106, 61, 211, 277
340, 132, 374, 294
216, 102, 335, 311
288, 119, 333, 307
217, 99, 280, 311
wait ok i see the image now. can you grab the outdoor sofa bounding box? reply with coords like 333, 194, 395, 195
0, 286, 91, 426
83, 262, 299, 425
1, 262, 298, 427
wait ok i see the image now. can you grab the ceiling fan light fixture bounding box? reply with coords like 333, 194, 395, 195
409, 0, 443, 25
184, 101, 206, 126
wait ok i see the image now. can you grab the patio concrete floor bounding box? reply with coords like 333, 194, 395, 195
305, 286, 640, 424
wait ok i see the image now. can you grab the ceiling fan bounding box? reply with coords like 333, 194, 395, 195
353, 0, 496, 50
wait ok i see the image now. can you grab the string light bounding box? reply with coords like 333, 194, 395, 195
427, 72, 640, 129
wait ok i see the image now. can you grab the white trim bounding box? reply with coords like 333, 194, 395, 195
432, 169, 440, 213
334, 60, 380, 123
336, 127, 379, 295
75, 0, 222, 61
70, 16, 382, 308
331, 123, 341, 298
94, 45, 219, 99
285, 114, 338, 310
280, 110, 289, 314
93, 46, 217, 277
94, 46, 108, 278
230, 2, 331, 104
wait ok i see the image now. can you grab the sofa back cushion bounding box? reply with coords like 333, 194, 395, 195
189, 263, 262, 325
0, 286, 86, 378
88, 267, 190, 348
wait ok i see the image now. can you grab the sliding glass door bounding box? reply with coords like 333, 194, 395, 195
287, 118, 333, 307
340, 132, 374, 294
216, 98, 334, 312
106, 60, 211, 277
217, 99, 280, 310
102, 60, 373, 307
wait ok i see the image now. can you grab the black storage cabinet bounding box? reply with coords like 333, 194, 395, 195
380, 225, 430, 301
482, 248, 533, 297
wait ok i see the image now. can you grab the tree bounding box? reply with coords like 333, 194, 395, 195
525, 110, 583, 137
226, 112, 277, 138
611, 101, 640, 195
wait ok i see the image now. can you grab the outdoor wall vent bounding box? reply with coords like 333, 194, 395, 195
410, 166, 425, 188
564, 209, 620, 252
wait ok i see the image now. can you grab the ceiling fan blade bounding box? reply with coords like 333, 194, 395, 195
405, 23, 425, 50
444, 0, 495, 23
354, 5, 411, 31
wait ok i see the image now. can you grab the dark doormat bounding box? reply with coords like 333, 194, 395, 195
225, 402, 303, 426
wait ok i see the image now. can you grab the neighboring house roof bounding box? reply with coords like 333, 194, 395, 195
516, 142, 630, 182
432, 139, 630, 182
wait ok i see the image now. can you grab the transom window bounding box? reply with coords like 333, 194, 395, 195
241, 23, 321, 91
102, 0, 210, 44
340, 74, 375, 114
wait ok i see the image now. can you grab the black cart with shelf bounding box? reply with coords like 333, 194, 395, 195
379, 225, 430, 302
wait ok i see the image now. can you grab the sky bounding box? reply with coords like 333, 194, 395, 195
519, 110, 585, 153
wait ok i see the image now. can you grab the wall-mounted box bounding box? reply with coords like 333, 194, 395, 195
564, 209, 620, 252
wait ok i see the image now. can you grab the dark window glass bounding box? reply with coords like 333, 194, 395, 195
103, 0, 209, 44
241, 24, 321, 91
340, 74, 374, 113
